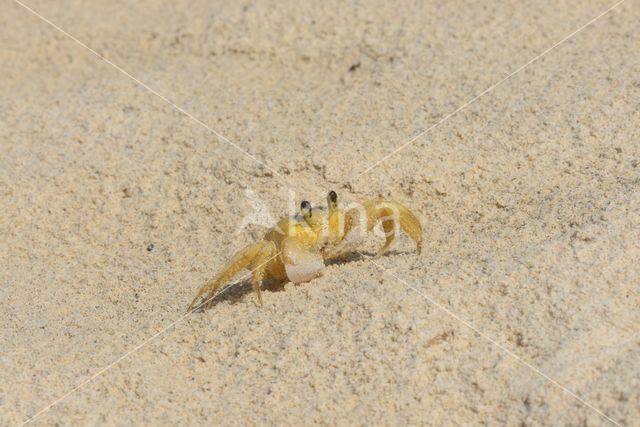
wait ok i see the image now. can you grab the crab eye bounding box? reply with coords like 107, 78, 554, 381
301, 201, 312, 217
328, 190, 337, 203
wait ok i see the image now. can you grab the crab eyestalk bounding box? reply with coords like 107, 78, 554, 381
301, 200, 312, 222
327, 190, 338, 214
326, 190, 342, 242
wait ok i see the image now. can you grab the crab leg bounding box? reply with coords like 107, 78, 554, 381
365, 200, 422, 258
339, 199, 422, 259
187, 240, 276, 311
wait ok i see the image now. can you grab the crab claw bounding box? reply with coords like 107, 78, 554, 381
282, 237, 324, 283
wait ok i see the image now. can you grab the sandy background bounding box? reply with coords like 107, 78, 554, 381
1, 0, 639, 425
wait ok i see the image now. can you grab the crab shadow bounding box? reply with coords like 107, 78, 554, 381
192, 249, 406, 312
191, 279, 286, 312
325, 249, 405, 266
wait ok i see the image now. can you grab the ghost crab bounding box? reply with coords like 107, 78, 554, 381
187, 191, 422, 311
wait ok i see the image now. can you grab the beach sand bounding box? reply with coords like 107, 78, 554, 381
1, 0, 639, 425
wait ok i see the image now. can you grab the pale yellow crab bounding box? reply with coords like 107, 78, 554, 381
187, 191, 422, 311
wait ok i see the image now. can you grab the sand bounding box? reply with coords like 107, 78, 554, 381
1, 0, 639, 425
